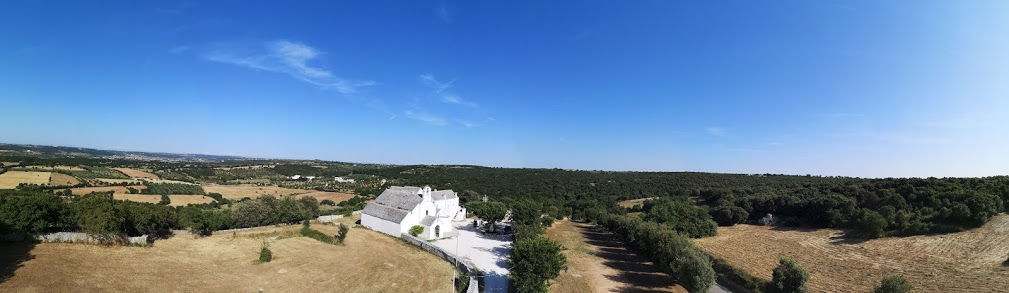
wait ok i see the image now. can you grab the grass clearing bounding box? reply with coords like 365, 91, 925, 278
546, 220, 686, 293
296, 191, 356, 204
48, 173, 80, 186
0, 171, 51, 189
0, 221, 455, 292
16, 165, 85, 171
616, 197, 657, 208
694, 214, 1009, 293
112, 168, 159, 179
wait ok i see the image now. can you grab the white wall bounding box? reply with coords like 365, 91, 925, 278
361, 213, 402, 237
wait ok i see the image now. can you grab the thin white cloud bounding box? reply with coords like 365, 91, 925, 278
706, 127, 727, 137
441, 94, 478, 108
419, 74, 456, 93
405, 109, 447, 126
205, 40, 375, 94
455, 119, 478, 128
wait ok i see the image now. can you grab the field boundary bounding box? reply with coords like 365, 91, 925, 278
1, 232, 149, 245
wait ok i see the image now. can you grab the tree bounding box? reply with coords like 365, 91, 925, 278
767, 258, 808, 293
0, 191, 66, 234
855, 209, 888, 238
711, 205, 748, 226
71, 193, 125, 238
872, 275, 912, 293
336, 223, 349, 243
469, 201, 507, 233
409, 225, 424, 237
159, 194, 171, 205
510, 237, 567, 293
674, 248, 715, 293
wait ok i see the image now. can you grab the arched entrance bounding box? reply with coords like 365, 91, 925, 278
434, 225, 441, 238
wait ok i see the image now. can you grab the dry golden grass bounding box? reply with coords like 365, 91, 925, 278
109, 194, 214, 206
694, 214, 1009, 293
0, 171, 51, 189
112, 168, 159, 179
204, 185, 312, 200
48, 173, 80, 186
0, 219, 455, 293
547, 220, 686, 293
18, 165, 85, 171
297, 191, 356, 204
95, 178, 142, 184
65, 186, 146, 195
1, 162, 21, 167
616, 197, 656, 208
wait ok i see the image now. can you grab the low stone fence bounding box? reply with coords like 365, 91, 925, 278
317, 214, 345, 223
401, 233, 482, 293
2, 232, 149, 245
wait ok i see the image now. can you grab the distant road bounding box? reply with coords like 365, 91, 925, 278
711, 282, 733, 293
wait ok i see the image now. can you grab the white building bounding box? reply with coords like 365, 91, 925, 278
334, 176, 356, 183
361, 186, 466, 240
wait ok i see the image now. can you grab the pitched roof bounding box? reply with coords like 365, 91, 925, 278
362, 204, 410, 223
432, 190, 457, 200
362, 186, 423, 223
419, 215, 436, 226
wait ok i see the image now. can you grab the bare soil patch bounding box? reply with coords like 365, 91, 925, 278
48, 173, 80, 186
0, 220, 455, 292
694, 214, 1009, 293
0, 171, 51, 189
547, 220, 686, 293
112, 168, 159, 180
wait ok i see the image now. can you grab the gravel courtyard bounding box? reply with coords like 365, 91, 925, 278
432, 221, 512, 292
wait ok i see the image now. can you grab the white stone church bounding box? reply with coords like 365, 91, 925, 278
361, 186, 466, 240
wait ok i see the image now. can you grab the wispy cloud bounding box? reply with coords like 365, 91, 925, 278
205, 40, 375, 94
706, 127, 727, 137
441, 94, 478, 107
405, 109, 447, 126
419, 73, 456, 93
456, 119, 478, 128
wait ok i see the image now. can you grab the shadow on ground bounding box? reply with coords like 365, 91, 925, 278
0, 241, 36, 284
576, 223, 678, 292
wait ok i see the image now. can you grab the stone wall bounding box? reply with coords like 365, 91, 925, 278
2, 232, 149, 245
401, 233, 483, 293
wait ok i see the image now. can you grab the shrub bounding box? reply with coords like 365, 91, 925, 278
510, 237, 567, 293
855, 209, 888, 238
159, 194, 171, 205
767, 258, 808, 293
409, 225, 424, 237
873, 275, 912, 293
320, 199, 336, 206
711, 205, 748, 226
259, 242, 273, 263
336, 223, 349, 243
300, 226, 337, 244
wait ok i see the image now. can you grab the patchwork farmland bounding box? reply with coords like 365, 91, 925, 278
0, 171, 52, 189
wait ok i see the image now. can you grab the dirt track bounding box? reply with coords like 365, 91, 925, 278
547, 220, 687, 293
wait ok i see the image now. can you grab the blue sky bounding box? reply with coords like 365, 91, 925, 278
2, 1, 1008, 177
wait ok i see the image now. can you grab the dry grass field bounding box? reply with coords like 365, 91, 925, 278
0, 218, 455, 293
547, 220, 686, 293
95, 178, 142, 184
48, 173, 80, 186
694, 214, 1009, 292
1, 162, 21, 167
616, 197, 656, 208
65, 186, 146, 195
109, 194, 214, 206
0, 171, 51, 189
204, 185, 313, 200
112, 168, 159, 179
215, 165, 274, 170
296, 191, 356, 204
